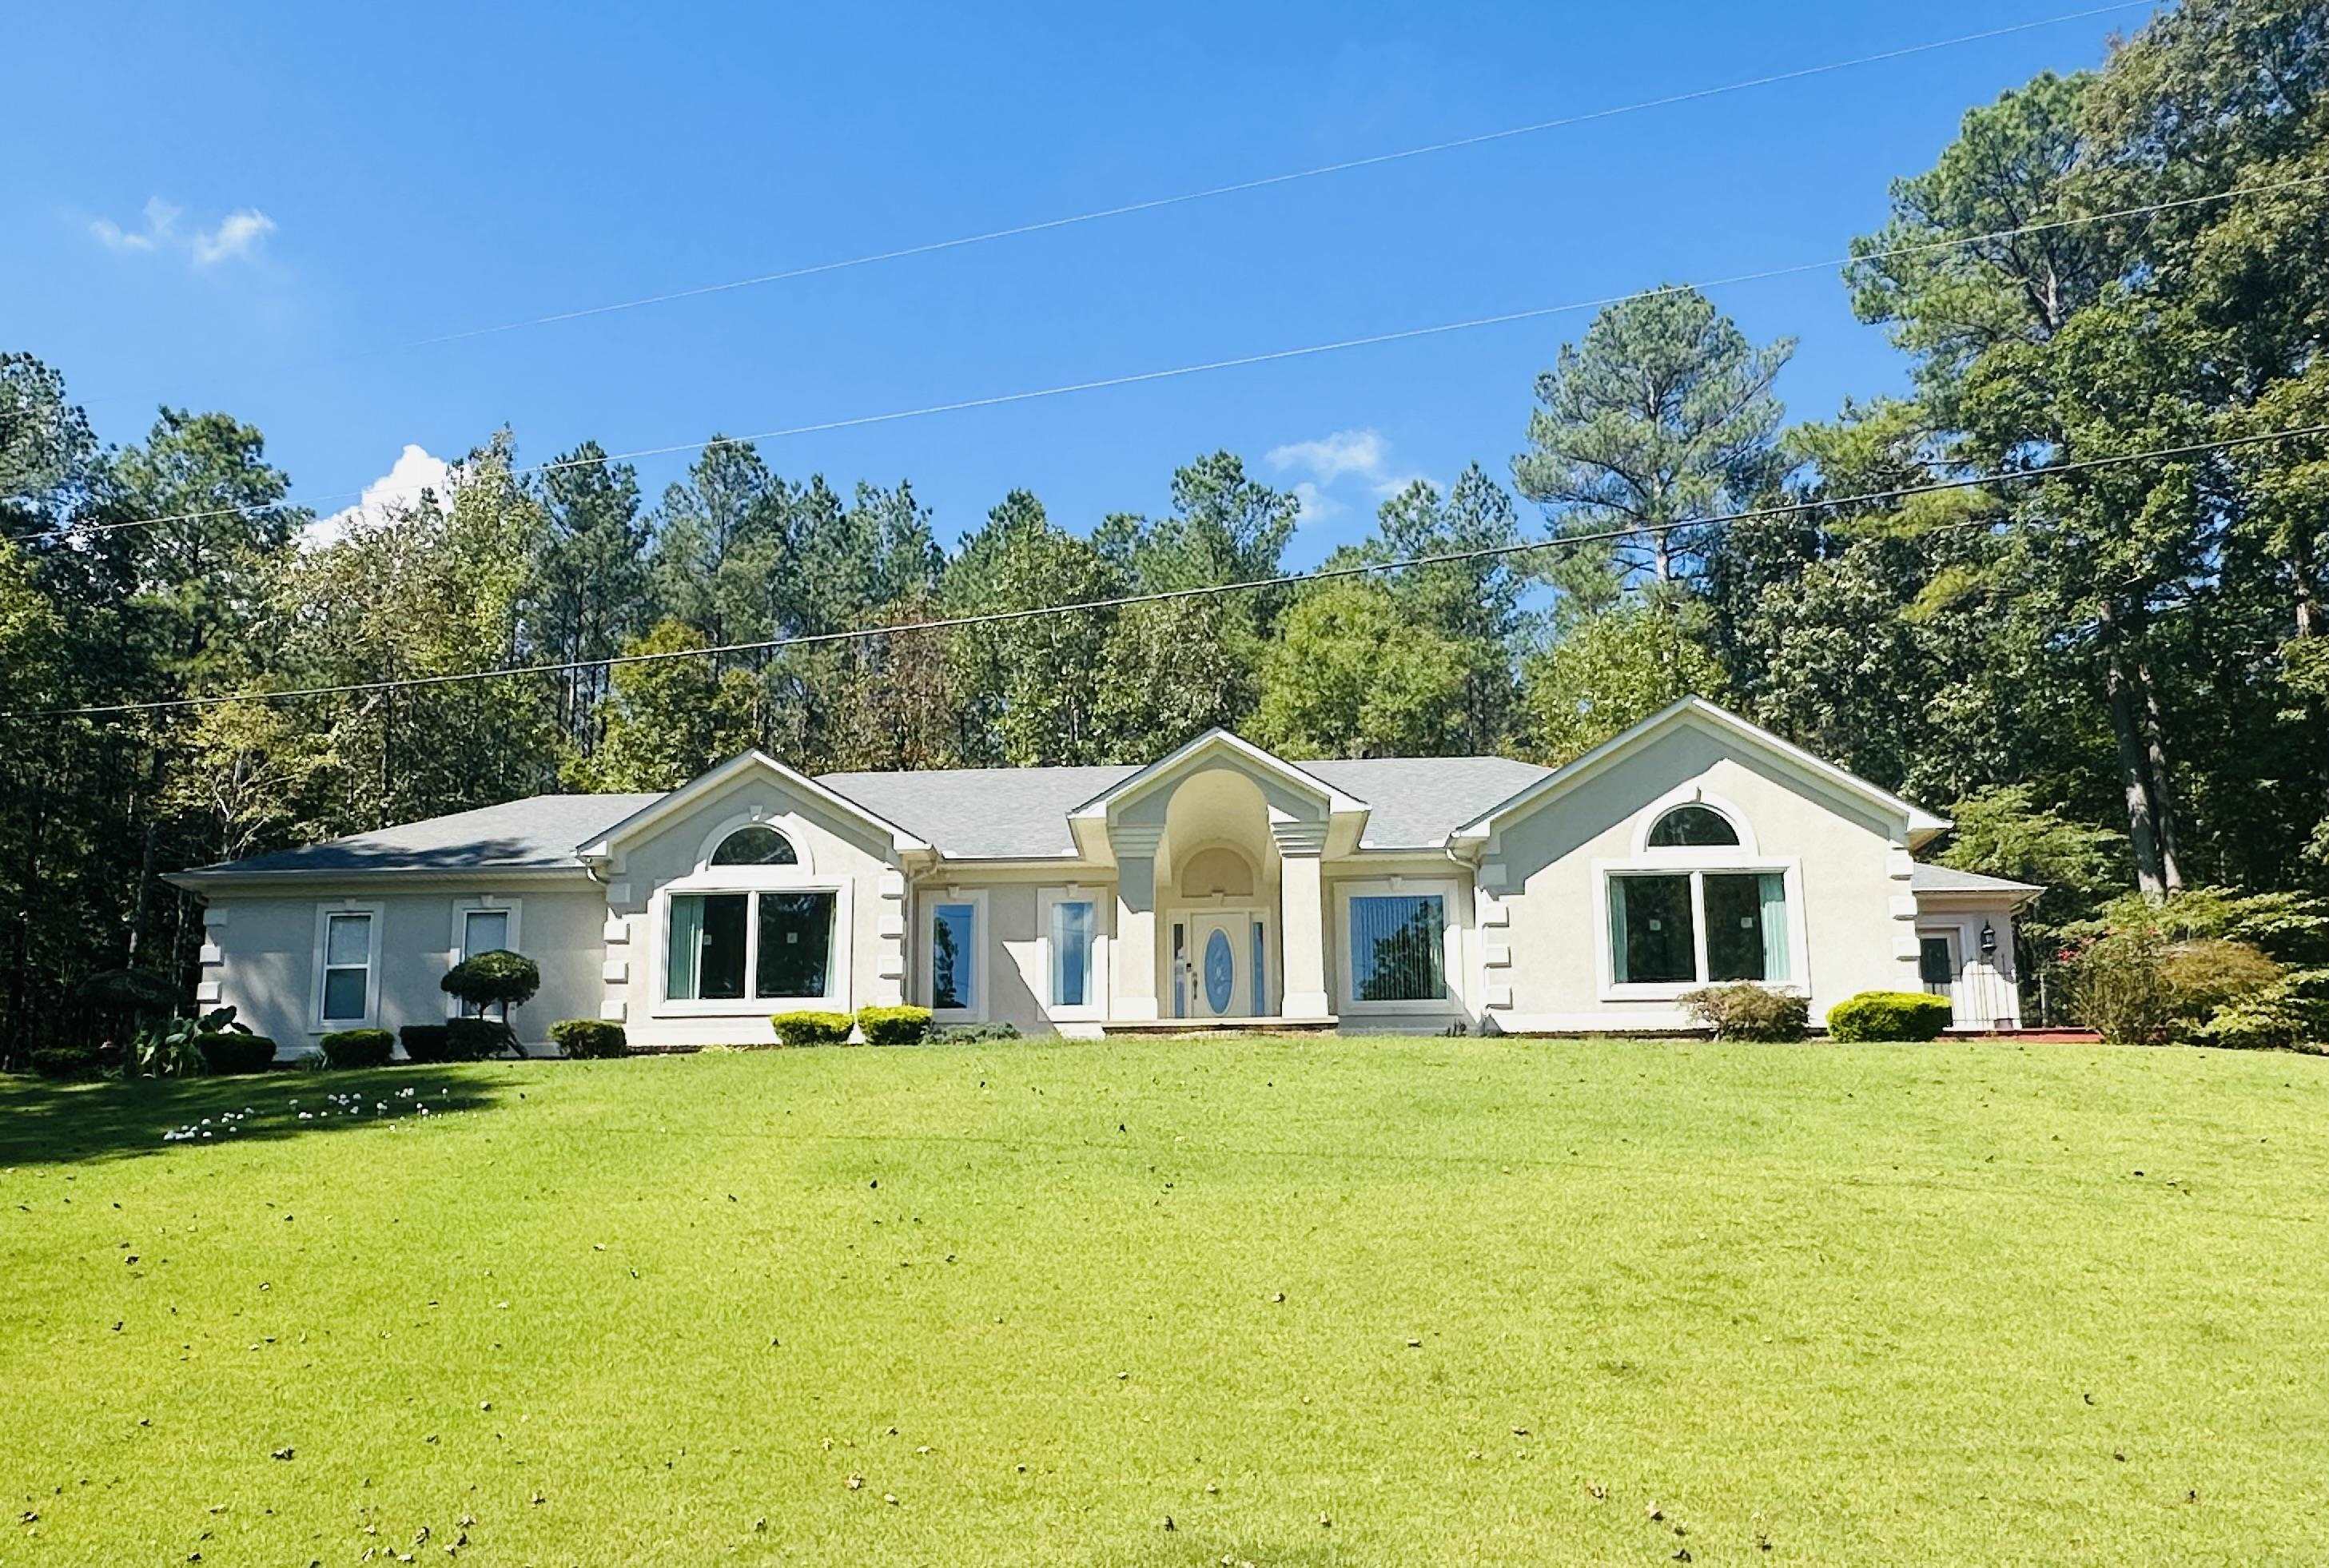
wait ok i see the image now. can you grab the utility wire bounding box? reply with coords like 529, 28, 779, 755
16, 169, 2327, 548
12, 421, 2325, 722
395, 4, 2148, 350
62, 1, 2150, 416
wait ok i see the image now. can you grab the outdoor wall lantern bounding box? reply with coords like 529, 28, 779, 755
1979, 921, 1998, 958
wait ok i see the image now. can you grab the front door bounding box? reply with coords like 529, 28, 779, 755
1186, 911, 1256, 1018
1919, 930, 1965, 1027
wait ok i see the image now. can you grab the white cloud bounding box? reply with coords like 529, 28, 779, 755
192, 209, 277, 265
89, 195, 274, 266
1266, 428, 1388, 484
1289, 480, 1344, 525
306, 444, 453, 547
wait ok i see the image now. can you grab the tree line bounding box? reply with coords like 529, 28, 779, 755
1, 0, 2323, 1057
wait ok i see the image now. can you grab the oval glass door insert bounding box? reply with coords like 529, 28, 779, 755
1203, 929, 1234, 1013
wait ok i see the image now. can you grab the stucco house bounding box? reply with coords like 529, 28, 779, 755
168, 698, 2039, 1053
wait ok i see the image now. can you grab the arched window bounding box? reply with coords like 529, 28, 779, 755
1646, 803, 1739, 848
708, 824, 798, 866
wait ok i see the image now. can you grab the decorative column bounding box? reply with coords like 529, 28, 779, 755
1110, 825, 1163, 1021
1271, 818, 1332, 1020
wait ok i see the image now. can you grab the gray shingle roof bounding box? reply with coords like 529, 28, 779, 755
187, 794, 662, 874
186, 753, 1563, 874
1910, 863, 2044, 896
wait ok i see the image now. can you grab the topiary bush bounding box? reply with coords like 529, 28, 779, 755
318, 1028, 394, 1069
28, 1045, 101, 1080
770, 1009, 854, 1047
441, 949, 539, 1029
550, 1018, 627, 1059
197, 1033, 278, 1074
1679, 984, 1809, 1041
1825, 990, 1954, 1042
856, 1005, 933, 1046
399, 1023, 451, 1063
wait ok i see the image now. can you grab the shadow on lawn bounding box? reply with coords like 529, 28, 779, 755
0, 1066, 507, 1168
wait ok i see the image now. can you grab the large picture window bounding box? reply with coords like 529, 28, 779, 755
666, 889, 834, 1003
1349, 893, 1447, 1002
1607, 870, 1791, 987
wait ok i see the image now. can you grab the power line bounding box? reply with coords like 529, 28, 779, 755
17, 170, 2327, 548
13, 421, 2324, 722
61, 1, 2148, 419
393, 4, 2147, 351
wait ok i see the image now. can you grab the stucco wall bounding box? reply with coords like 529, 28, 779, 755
910, 874, 1117, 1035
603, 770, 902, 1049
200, 882, 606, 1057
1485, 722, 1917, 1029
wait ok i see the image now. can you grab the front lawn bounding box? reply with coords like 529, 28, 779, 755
5, 1037, 2326, 1564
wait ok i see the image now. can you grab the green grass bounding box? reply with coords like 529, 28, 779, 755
6, 1037, 2327, 1566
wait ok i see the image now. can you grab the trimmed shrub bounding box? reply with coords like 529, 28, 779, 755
550, 1018, 627, 1059
446, 1017, 513, 1061
1679, 984, 1809, 1042
856, 1005, 933, 1046
197, 1033, 278, 1074
28, 1045, 101, 1080
770, 1009, 854, 1047
930, 1020, 1021, 1044
1825, 990, 1953, 1042
399, 1023, 451, 1063
318, 1028, 394, 1069
440, 949, 540, 1024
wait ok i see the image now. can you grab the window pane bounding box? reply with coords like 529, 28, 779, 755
1251, 921, 1267, 1016
710, 825, 797, 866
757, 891, 834, 999
698, 893, 750, 1000
1615, 875, 1694, 984
1648, 805, 1739, 847
1050, 900, 1093, 1008
464, 909, 509, 959
932, 902, 975, 1009
1920, 936, 1955, 987
325, 913, 370, 967
322, 965, 367, 1021
1704, 873, 1771, 981
1350, 894, 1445, 1002
667, 894, 705, 1000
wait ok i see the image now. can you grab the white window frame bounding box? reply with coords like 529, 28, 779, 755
1037, 885, 1108, 1021
1593, 858, 1807, 1001
1630, 787, 1760, 856
446, 896, 524, 1017
311, 901, 384, 1033
697, 814, 810, 873
650, 863, 851, 1018
921, 889, 988, 1022
1333, 875, 1463, 1016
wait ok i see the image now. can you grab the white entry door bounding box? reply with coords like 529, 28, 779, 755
1186, 911, 1257, 1018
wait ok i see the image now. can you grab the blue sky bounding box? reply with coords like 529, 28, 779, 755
5, 2, 2142, 561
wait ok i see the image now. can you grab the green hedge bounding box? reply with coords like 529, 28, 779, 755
197, 1033, 277, 1074
930, 1020, 1020, 1044
399, 1024, 450, 1063
447, 1017, 514, 1060
770, 1009, 854, 1047
1825, 991, 1953, 1042
550, 1018, 627, 1058
856, 1005, 933, 1046
318, 1028, 394, 1069
28, 1045, 102, 1080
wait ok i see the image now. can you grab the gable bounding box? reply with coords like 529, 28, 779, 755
1455, 699, 1942, 850
577, 751, 929, 869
